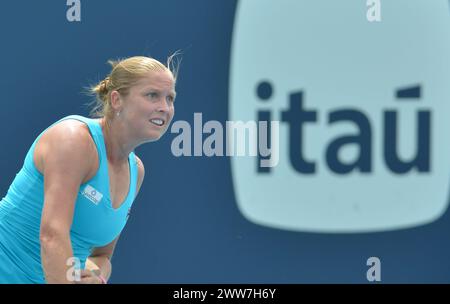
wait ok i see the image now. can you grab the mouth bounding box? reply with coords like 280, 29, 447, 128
149, 118, 165, 127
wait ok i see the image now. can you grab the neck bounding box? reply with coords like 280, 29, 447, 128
99, 117, 134, 165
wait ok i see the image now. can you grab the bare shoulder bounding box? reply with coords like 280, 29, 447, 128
134, 155, 145, 193
46, 119, 93, 143
34, 119, 97, 177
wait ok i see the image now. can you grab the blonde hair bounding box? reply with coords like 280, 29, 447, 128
88, 53, 181, 121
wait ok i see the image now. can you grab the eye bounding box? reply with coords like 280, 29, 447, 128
167, 95, 175, 103
147, 92, 158, 99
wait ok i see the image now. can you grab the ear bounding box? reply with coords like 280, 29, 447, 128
110, 90, 123, 112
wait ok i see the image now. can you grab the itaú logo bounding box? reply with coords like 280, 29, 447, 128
229, 0, 450, 233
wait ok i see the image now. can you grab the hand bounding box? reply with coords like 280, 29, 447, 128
74, 269, 104, 284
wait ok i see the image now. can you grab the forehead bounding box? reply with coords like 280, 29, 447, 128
134, 70, 175, 91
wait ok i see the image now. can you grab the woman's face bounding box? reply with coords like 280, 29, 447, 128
119, 70, 176, 143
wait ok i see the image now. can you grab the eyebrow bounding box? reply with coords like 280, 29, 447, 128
144, 87, 177, 98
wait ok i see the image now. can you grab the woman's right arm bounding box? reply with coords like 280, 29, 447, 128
38, 122, 95, 284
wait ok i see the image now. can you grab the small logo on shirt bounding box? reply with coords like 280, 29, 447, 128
82, 185, 103, 205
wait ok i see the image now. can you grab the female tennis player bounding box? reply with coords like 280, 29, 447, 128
0, 55, 177, 283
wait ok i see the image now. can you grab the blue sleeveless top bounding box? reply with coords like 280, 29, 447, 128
0, 115, 138, 283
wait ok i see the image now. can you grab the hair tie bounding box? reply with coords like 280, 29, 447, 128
101, 76, 110, 91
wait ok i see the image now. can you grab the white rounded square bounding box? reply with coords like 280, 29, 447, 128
229, 0, 450, 233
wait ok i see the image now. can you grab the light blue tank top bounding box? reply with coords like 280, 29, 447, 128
0, 115, 138, 283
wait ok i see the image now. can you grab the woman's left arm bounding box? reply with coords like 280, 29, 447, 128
85, 237, 119, 282
85, 155, 145, 283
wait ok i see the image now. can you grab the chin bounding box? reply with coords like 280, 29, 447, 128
145, 136, 160, 142
145, 132, 165, 143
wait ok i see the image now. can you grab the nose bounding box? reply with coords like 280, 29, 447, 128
156, 97, 170, 113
